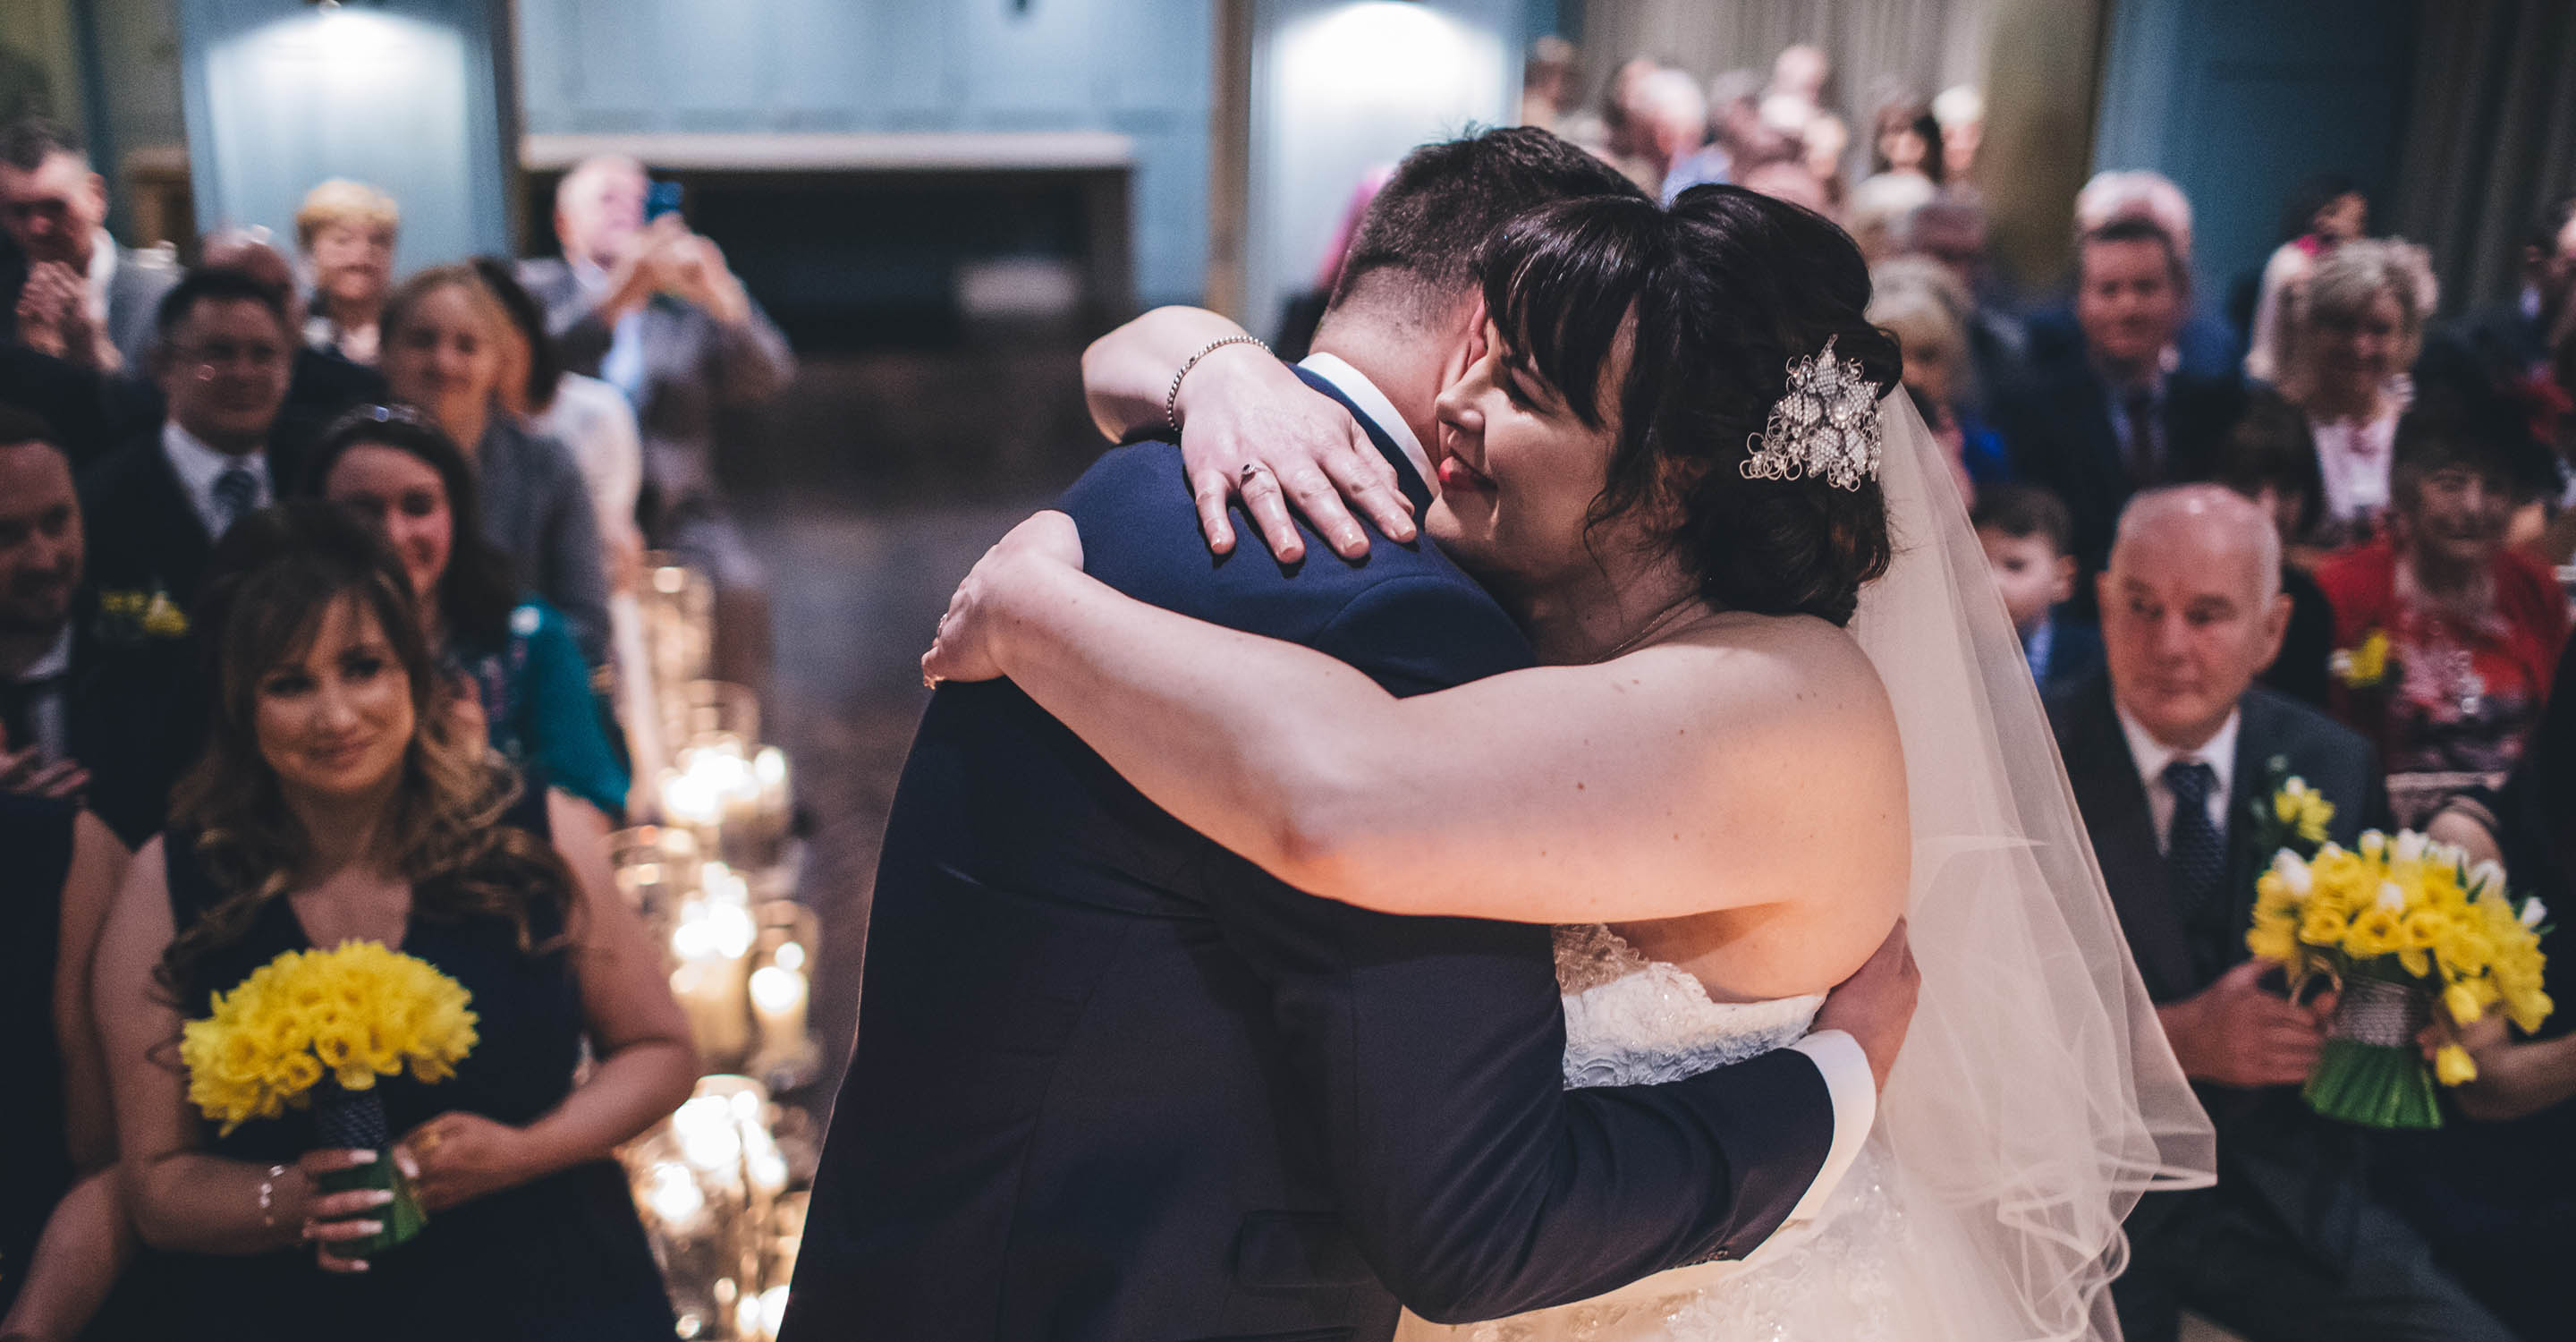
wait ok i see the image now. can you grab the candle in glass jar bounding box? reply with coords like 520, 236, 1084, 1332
750, 962, 809, 1057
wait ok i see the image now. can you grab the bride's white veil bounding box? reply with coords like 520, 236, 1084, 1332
1848, 393, 2216, 1339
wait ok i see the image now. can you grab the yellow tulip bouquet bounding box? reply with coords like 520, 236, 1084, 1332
181, 940, 479, 1253
2241, 772, 2550, 1128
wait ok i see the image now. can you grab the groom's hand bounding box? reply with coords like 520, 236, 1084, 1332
1816, 918, 1919, 1091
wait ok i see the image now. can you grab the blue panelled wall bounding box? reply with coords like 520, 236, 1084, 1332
514, 0, 1215, 310
2091, 0, 2417, 318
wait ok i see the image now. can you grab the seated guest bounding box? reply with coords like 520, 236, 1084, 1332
2209, 386, 2336, 706
2273, 239, 2436, 548
379, 265, 610, 667
2316, 393, 2567, 827
79, 267, 297, 619
2241, 174, 2370, 386
0, 793, 129, 1341
0, 408, 176, 842
293, 179, 398, 366
471, 256, 663, 778
1971, 483, 2097, 696
519, 155, 792, 688
309, 407, 629, 818
1994, 217, 2245, 585
2046, 484, 2509, 1342
2427, 193, 2574, 412
1891, 197, 2027, 417
0, 118, 176, 372
2375, 633, 2576, 1342
198, 229, 387, 454
2022, 171, 2241, 381
82, 502, 691, 1340
1870, 259, 2010, 494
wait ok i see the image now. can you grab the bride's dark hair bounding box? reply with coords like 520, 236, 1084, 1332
1479, 184, 1900, 625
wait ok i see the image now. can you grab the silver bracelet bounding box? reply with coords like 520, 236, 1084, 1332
258, 1164, 287, 1229
1165, 335, 1270, 437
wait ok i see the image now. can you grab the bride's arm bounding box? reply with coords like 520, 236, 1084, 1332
1080, 305, 1414, 560
927, 515, 1904, 925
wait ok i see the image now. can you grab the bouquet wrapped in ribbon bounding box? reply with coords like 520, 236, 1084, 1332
2241, 774, 2551, 1128
181, 940, 479, 1254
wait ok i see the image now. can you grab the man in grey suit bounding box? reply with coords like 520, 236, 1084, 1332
0, 118, 175, 373
518, 154, 792, 685
2046, 485, 2511, 1342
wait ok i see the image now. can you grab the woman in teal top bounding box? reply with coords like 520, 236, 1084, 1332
308, 407, 631, 818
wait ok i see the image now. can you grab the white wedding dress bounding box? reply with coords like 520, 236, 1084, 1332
1402, 395, 2219, 1342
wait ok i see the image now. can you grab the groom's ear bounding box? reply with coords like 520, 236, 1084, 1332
1445, 296, 1490, 387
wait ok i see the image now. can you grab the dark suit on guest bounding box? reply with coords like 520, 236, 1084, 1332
1993, 348, 2247, 585
783, 369, 1841, 1342
2048, 676, 2512, 1342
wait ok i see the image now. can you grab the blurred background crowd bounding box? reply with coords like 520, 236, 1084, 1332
1, 2, 2573, 1341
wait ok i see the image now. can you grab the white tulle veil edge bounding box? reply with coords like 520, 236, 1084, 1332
1848, 392, 2218, 1340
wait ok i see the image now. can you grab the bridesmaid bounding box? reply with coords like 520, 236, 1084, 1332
85, 503, 693, 1339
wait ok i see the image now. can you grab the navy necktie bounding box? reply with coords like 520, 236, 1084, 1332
2164, 760, 2229, 982
213, 464, 260, 534
1, 671, 66, 757
2123, 388, 2161, 485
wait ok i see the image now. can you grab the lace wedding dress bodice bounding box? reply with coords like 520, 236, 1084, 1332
1395, 926, 1907, 1342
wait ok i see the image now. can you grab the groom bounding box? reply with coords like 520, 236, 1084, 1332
782, 129, 1911, 1342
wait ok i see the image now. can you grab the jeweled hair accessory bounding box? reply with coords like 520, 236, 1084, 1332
1740, 336, 1883, 491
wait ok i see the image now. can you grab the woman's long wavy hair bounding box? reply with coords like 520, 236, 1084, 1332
157, 502, 575, 1003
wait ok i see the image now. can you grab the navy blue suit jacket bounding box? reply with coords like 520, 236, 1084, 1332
783, 370, 1835, 1342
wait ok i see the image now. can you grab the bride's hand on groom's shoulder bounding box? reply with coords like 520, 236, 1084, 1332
1173, 351, 1415, 563
923, 512, 1084, 687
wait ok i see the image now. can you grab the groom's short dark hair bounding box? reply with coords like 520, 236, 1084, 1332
1328, 126, 1645, 327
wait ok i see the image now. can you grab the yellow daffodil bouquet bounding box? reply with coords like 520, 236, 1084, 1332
2243, 782, 2550, 1128
181, 940, 478, 1253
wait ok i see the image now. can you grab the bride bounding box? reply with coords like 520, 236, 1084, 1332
924, 187, 2213, 1339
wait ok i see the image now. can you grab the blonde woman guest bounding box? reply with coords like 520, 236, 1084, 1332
85, 504, 692, 1340
1867, 258, 2009, 500
380, 266, 611, 667
295, 180, 399, 367
2275, 239, 2436, 548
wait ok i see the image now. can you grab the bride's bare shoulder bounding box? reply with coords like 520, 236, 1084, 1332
1680, 612, 1898, 739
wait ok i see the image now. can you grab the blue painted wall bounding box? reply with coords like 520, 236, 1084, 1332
176, 0, 514, 268
514, 0, 1214, 309
2092, 0, 2415, 308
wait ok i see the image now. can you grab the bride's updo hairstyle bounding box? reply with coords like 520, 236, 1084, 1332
1480, 184, 1900, 624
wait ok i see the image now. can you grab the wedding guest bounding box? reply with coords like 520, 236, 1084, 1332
1843, 172, 1937, 267
1798, 113, 1851, 216
79, 268, 297, 619
2209, 386, 2335, 707
1892, 197, 2027, 415
1868, 257, 2008, 490
1623, 67, 1707, 203
84, 501, 691, 1340
309, 408, 629, 819
0, 793, 128, 1340
0, 118, 175, 372
2274, 239, 2435, 548
1515, 35, 1577, 133
2376, 633, 2576, 1342
2433, 194, 2576, 407
2048, 485, 2509, 1342
2315, 394, 2566, 827
379, 265, 610, 667
1759, 43, 1829, 138
1973, 484, 2096, 697
1931, 84, 1982, 185
196, 229, 390, 464
293, 180, 398, 366
470, 257, 662, 780
1994, 217, 2245, 584
2242, 174, 2370, 385
1661, 69, 1775, 200
1863, 94, 1940, 188
517, 155, 792, 686
2031, 170, 2241, 381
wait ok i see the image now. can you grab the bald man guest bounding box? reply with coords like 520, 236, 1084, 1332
2046, 485, 2510, 1342
518, 155, 791, 686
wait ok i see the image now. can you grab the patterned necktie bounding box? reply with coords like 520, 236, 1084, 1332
2164, 760, 2229, 982
213, 464, 260, 534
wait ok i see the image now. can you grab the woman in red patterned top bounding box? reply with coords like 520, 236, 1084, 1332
2318, 393, 2569, 825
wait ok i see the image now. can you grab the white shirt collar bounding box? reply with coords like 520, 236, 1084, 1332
2115, 699, 2241, 803
15, 624, 72, 682
1297, 351, 1433, 487
161, 420, 268, 537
